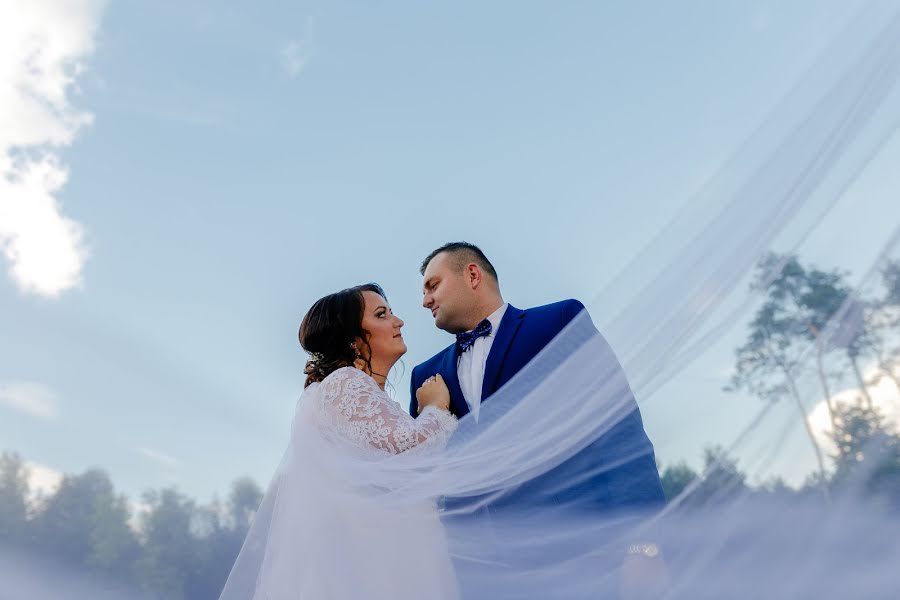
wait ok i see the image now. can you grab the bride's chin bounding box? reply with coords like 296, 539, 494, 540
389, 344, 407, 363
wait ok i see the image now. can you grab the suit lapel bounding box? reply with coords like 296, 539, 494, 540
481, 305, 525, 401
440, 347, 469, 418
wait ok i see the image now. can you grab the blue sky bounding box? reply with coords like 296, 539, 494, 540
3, 0, 899, 501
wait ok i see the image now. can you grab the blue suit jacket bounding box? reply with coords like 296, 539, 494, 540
410, 300, 665, 516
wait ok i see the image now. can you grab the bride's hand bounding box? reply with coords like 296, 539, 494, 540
416, 374, 450, 414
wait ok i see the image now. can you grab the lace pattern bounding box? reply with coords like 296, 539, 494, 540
314, 367, 458, 456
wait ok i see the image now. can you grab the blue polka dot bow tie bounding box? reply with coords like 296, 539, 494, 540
456, 319, 492, 353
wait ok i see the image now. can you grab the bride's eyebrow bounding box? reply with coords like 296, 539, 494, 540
373, 305, 388, 313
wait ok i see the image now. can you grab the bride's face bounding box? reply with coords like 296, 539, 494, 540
359, 290, 406, 366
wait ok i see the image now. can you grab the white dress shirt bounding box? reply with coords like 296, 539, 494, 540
457, 303, 508, 420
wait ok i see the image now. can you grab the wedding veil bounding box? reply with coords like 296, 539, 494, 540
220, 5, 900, 599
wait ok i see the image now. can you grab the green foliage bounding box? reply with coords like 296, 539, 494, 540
659, 462, 698, 501
688, 446, 749, 506
31, 468, 138, 574
730, 253, 864, 397
0, 459, 261, 600
829, 402, 900, 510
729, 254, 810, 401
0, 452, 29, 541
883, 260, 900, 306
87, 491, 140, 573
731, 252, 882, 390
727, 252, 900, 499
227, 477, 263, 532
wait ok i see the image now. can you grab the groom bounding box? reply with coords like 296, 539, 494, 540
410, 242, 667, 596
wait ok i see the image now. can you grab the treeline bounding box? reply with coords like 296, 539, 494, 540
0, 454, 262, 600
661, 254, 900, 509
659, 404, 900, 510
2, 429, 896, 600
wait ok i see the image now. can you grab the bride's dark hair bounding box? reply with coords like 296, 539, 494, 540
298, 283, 386, 387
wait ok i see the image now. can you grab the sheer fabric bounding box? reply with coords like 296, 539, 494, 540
222, 368, 460, 600
220, 6, 900, 599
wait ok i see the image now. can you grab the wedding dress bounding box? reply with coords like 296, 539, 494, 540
224, 366, 460, 600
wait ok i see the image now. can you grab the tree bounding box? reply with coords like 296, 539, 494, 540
729, 254, 830, 495
801, 268, 876, 410
136, 488, 200, 600
31, 468, 138, 578
659, 462, 698, 501
87, 490, 140, 574
796, 263, 856, 418
829, 402, 900, 510
884, 260, 900, 305
690, 446, 749, 506
194, 477, 264, 598
0, 450, 270, 599
866, 260, 900, 392
0, 452, 30, 542
187, 499, 233, 600
226, 477, 263, 532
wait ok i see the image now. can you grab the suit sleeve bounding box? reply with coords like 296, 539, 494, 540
556, 299, 599, 352
586, 335, 666, 513
552, 304, 666, 514
560, 298, 587, 327
409, 365, 420, 417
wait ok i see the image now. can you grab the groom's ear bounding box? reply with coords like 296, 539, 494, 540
466, 263, 483, 289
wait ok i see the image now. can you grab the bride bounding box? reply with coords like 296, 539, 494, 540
221, 283, 462, 599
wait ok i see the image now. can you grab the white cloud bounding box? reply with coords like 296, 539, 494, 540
0, 380, 61, 420
137, 446, 183, 470
280, 17, 315, 78
129, 499, 152, 530
25, 461, 64, 496
0, 0, 105, 296
807, 365, 900, 454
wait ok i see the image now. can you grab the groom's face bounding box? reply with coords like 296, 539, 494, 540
422, 252, 474, 334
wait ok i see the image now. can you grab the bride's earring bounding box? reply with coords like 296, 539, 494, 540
351, 342, 364, 370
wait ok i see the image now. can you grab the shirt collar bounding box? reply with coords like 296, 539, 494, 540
484, 303, 508, 336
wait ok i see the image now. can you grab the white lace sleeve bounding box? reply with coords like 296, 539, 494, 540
318, 367, 458, 455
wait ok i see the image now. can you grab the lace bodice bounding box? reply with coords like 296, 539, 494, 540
314, 367, 458, 455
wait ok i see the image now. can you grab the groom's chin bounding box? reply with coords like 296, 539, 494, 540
433, 319, 455, 334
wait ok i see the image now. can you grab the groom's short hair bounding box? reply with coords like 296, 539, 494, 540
420, 242, 499, 282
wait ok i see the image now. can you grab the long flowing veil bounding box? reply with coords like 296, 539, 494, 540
220, 4, 900, 599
